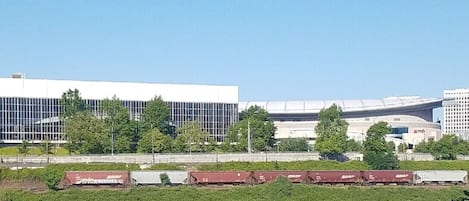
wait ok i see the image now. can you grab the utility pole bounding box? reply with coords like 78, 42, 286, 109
248, 119, 252, 162
46, 135, 49, 164
111, 125, 114, 156
189, 137, 192, 155
151, 123, 155, 164
152, 132, 155, 164
40, 104, 49, 163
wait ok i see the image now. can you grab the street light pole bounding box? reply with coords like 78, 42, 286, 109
111, 125, 114, 156
248, 119, 252, 162
46, 135, 49, 164
150, 123, 155, 164
152, 132, 155, 164
189, 136, 192, 155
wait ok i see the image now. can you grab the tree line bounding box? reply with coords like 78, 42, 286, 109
58, 89, 279, 155
313, 104, 469, 169
23, 89, 466, 168
414, 134, 469, 160
314, 104, 399, 169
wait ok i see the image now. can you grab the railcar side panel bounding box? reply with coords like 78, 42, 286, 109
362, 170, 413, 185
413, 170, 468, 185
62, 171, 130, 187
308, 171, 362, 184
253, 171, 308, 184
131, 171, 188, 185
190, 171, 254, 185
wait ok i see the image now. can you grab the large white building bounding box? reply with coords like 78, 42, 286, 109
240, 97, 443, 147
0, 76, 239, 143
444, 89, 469, 138
0, 74, 450, 148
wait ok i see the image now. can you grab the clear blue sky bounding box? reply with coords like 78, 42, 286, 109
1, 0, 468, 102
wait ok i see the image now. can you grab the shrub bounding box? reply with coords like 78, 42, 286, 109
160, 173, 171, 186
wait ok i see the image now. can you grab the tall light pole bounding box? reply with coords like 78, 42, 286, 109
247, 119, 252, 162
152, 132, 155, 164
45, 134, 49, 164
151, 123, 155, 164
110, 125, 114, 156
189, 137, 192, 155
40, 104, 49, 163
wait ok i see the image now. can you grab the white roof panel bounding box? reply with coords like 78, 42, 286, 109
342, 100, 363, 110
0, 78, 238, 103
285, 101, 305, 112
304, 101, 325, 111
382, 98, 403, 106
239, 97, 442, 114
267, 101, 286, 113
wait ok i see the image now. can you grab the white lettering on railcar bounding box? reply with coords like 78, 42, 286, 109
341, 175, 356, 179
107, 175, 122, 179
78, 178, 124, 184
287, 175, 302, 179
395, 174, 409, 178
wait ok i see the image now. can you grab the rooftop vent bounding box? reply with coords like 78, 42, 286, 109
11, 73, 25, 79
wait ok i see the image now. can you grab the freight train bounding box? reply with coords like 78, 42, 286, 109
58, 170, 468, 189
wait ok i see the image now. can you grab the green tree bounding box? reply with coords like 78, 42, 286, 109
397, 143, 408, 153
265, 176, 293, 199
363, 121, 399, 170
219, 141, 235, 153
414, 139, 435, 153
414, 136, 469, 157
457, 140, 469, 155
451, 190, 469, 201
227, 106, 277, 152
60, 89, 89, 153
174, 121, 208, 153
41, 168, 62, 190
115, 136, 132, 153
345, 139, 362, 152
431, 134, 458, 160
279, 138, 309, 152
101, 96, 135, 153
137, 128, 172, 153
387, 141, 396, 151
17, 141, 30, 156
205, 137, 218, 152
314, 104, 348, 159
141, 96, 171, 134
160, 173, 171, 186
39, 139, 53, 155
64, 112, 108, 154
59, 89, 87, 119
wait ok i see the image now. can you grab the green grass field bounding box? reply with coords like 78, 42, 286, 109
0, 146, 70, 156
0, 185, 467, 201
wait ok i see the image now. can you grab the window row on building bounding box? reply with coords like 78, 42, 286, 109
0, 97, 238, 143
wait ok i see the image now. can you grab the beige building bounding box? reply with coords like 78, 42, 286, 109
240, 97, 442, 148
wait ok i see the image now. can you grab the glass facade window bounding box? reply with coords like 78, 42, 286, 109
391, 127, 409, 135
0, 97, 238, 143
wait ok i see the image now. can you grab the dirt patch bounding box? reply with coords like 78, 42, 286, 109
0, 180, 49, 192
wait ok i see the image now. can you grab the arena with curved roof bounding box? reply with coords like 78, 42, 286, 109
240, 97, 443, 148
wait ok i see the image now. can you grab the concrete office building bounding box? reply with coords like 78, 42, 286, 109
444, 89, 469, 139
0, 76, 238, 144
240, 97, 443, 147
